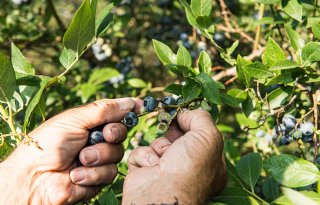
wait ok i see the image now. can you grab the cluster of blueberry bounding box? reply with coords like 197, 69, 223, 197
87, 96, 182, 145
278, 114, 315, 145
122, 96, 180, 131
108, 57, 134, 87
92, 38, 112, 61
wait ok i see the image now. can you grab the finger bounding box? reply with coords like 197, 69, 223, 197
177, 109, 223, 154
79, 143, 124, 166
68, 185, 102, 204
128, 146, 159, 170
150, 137, 172, 156
70, 164, 118, 186
133, 98, 144, 114
103, 123, 127, 143
165, 121, 184, 142
55, 98, 137, 129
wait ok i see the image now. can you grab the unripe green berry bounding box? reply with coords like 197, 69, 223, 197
157, 122, 168, 135
158, 112, 172, 124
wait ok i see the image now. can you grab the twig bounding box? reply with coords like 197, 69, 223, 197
46, 0, 66, 32
253, 4, 265, 51
312, 93, 319, 158
224, 76, 238, 86
269, 5, 284, 41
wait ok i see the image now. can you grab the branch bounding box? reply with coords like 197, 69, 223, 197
46, 0, 66, 32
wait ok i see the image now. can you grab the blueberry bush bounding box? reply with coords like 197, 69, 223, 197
0, 0, 320, 204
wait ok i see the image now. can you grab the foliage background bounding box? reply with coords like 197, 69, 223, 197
0, 0, 320, 204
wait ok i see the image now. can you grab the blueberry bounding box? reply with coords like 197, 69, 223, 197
293, 130, 303, 140
88, 131, 105, 145
176, 98, 184, 105
279, 135, 292, 146
302, 135, 313, 143
143, 96, 158, 112
256, 130, 265, 138
169, 109, 177, 116
162, 96, 176, 111
123, 112, 139, 127
158, 112, 172, 124
300, 122, 315, 137
282, 114, 296, 131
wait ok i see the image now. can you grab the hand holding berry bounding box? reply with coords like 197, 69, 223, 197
122, 109, 227, 204
0, 98, 142, 205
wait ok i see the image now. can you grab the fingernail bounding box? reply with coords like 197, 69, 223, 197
70, 169, 85, 183
82, 149, 99, 165
118, 98, 135, 111
111, 127, 121, 141
148, 155, 159, 166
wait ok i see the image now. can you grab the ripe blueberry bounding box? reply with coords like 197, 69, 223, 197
300, 122, 315, 136
143, 96, 158, 112
282, 114, 296, 131
302, 135, 313, 143
293, 130, 303, 140
279, 135, 292, 146
88, 131, 105, 145
162, 96, 176, 106
169, 109, 177, 116
123, 112, 139, 128
162, 96, 176, 111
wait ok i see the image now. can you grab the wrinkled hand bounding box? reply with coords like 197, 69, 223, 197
0, 98, 141, 205
123, 109, 226, 205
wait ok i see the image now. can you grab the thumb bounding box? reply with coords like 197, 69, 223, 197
176, 109, 224, 159
52, 98, 139, 130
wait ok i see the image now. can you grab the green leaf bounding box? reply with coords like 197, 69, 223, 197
63, 0, 95, 55
312, 23, 320, 39
235, 113, 258, 128
198, 50, 212, 75
270, 60, 300, 70
182, 79, 202, 101
285, 24, 305, 51
242, 97, 254, 117
128, 78, 147, 88
191, 0, 212, 17
97, 188, 118, 205
79, 83, 97, 103
236, 153, 262, 191
243, 62, 273, 79
282, 188, 319, 205
301, 42, 320, 65
214, 187, 260, 205
59, 47, 77, 69
253, 0, 281, 3
196, 16, 215, 34
264, 154, 320, 188
267, 86, 292, 109
221, 93, 240, 108
11, 43, 35, 75
0, 53, 16, 101
195, 73, 221, 104
307, 17, 320, 28
177, 45, 192, 67
24, 76, 51, 130
227, 40, 239, 56
88, 68, 120, 85
273, 191, 320, 205
262, 38, 286, 66
90, 0, 98, 16
227, 89, 248, 102
262, 178, 280, 202
181, 0, 199, 28
236, 55, 251, 86
152, 39, 176, 66
282, 0, 303, 22
96, 3, 114, 36
266, 72, 294, 85
164, 84, 183, 95
226, 159, 245, 188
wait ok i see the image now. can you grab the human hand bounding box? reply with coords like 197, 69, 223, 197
0, 98, 141, 205
123, 109, 226, 205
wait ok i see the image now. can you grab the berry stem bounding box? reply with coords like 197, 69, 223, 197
162, 97, 204, 109
312, 93, 319, 160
